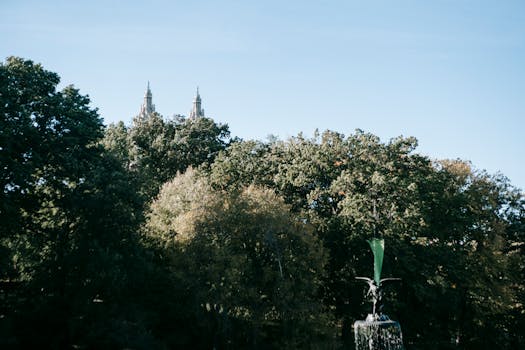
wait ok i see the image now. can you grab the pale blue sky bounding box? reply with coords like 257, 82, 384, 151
2, 0, 524, 190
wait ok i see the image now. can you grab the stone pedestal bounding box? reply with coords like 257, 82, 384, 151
354, 314, 404, 350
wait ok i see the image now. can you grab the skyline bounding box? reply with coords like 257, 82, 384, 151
2, 0, 524, 190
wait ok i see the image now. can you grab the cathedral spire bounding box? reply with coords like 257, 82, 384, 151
139, 82, 155, 118
189, 86, 205, 119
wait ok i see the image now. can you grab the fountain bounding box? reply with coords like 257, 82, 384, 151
354, 238, 405, 350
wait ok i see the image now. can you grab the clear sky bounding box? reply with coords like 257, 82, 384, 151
2, 0, 524, 190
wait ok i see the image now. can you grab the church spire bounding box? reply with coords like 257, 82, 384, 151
189, 86, 205, 119
139, 82, 155, 118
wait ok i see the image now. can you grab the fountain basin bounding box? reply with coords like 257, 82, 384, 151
354, 315, 404, 350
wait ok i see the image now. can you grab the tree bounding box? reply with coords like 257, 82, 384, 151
206, 129, 525, 349
145, 168, 336, 348
103, 114, 231, 201
0, 57, 152, 349
101, 120, 131, 168
208, 139, 274, 190
1, 57, 99, 236
1, 56, 103, 284
172, 115, 231, 171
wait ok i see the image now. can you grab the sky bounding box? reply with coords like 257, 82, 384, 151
2, 0, 524, 190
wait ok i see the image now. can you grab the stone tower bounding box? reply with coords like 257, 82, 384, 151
138, 82, 155, 118
189, 87, 205, 119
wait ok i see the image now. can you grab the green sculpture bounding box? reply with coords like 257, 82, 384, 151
367, 238, 384, 285
356, 238, 400, 317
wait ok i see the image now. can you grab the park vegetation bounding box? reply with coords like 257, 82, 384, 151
1, 57, 524, 349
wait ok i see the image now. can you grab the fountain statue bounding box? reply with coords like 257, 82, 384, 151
354, 238, 405, 350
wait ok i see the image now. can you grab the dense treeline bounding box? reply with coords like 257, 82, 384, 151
1, 57, 524, 349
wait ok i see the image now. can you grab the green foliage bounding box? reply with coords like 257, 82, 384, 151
207, 131, 525, 349
145, 168, 337, 348
101, 120, 131, 167
1, 57, 101, 236
0, 57, 149, 349
103, 113, 230, 200
2, 56, 524, 349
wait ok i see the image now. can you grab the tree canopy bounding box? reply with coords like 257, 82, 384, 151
1, 57, 524, 349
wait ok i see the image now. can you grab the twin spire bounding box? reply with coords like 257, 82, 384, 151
189, 86, 205, 119
138, 81, 155, 118
138, 83, 204, 119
